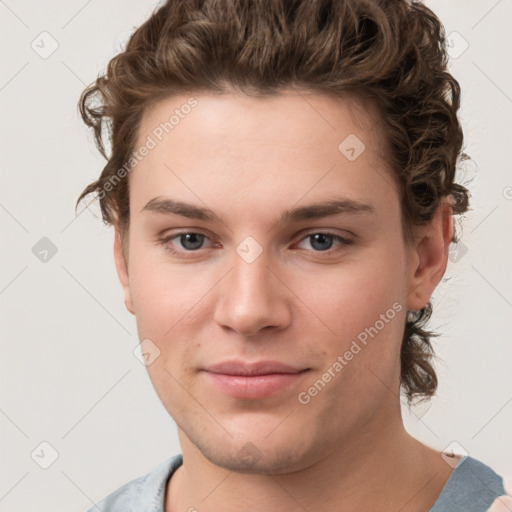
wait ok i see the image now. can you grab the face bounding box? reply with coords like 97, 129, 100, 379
114, 90, 443, 474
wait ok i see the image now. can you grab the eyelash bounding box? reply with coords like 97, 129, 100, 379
158, 231, 353, 258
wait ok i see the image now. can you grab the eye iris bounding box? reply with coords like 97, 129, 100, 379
310, 233, 333, 251
180, 233, 204, 250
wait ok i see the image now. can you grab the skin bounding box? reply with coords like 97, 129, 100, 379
113, 89, 455, 512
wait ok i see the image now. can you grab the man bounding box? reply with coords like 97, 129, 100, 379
77, 0, 506, 510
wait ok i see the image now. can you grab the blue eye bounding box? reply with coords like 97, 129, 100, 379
175, 233, 205, 251
159, 232, 210, 255
159, 231, 352, 258
296, 232, 352, 253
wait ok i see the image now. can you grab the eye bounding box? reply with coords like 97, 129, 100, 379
295, 232, 352, 254
159, 232, 214, 257
174, 233, 206, 251
159, 230, 353, 258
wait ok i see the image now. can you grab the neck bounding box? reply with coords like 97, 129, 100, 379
166, 414, 453, 512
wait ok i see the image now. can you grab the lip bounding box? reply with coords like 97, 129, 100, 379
202, 360, 310, 399
204, 359, 306, 376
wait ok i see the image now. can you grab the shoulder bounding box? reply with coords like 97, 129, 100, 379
430, 455, 506, 512
86, 454, 183, 512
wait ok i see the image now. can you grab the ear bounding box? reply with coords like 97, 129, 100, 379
406, 198, 455, 312
113, 225, 135, 315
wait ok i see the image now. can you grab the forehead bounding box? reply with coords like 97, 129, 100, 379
129, 89, 399, 222
137, 88, 388, 159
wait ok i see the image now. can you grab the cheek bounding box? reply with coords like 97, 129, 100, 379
129, 257, 203, 409
127, 241, 205, 333
298, 247, 406, 343
294, 260, 406, 411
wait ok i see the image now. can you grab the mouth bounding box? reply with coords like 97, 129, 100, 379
202, 360, 311, 399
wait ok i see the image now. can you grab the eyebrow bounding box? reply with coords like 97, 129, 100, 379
140, 197, 376, 223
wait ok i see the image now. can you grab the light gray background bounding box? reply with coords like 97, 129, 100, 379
1, 1, 511, 510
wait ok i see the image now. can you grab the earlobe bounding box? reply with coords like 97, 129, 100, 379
113, 226, 135, 315
406, 200, 454, 312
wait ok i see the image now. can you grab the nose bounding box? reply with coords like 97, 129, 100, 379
213, 250, 292, 337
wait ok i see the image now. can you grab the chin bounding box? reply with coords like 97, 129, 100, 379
203, 443, 310, 475
183, 421, 318, 475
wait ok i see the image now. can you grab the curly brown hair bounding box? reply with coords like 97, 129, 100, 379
76, 0, 470, 405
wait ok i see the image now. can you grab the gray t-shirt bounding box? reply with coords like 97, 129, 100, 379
87, 453, 505, 512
